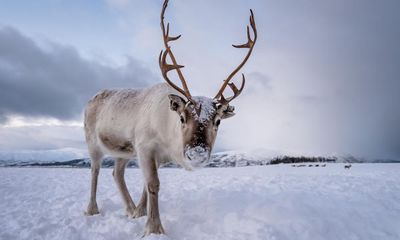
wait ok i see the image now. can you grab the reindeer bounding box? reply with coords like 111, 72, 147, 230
83, 0, 257, 236
344, 164, 352, 169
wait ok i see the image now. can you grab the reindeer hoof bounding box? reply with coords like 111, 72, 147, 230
85, 210, 99, 216
132, 206, 147, 218
85, 203, 100, 216
124, 206, 135, 218
143, 220, 165, 236
85, 208, 100, 216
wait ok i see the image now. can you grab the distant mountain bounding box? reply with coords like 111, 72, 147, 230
0, 148, 88, 164
0, 152, 270, 168
0, 148, 398, 168
205, 151, 271, 167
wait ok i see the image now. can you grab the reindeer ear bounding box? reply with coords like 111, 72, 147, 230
218, 104, 236, 119
168, 94, 186, 112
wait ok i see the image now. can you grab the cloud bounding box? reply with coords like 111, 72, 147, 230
0, 125, 84, 151
204, 0, 400, 159
1, 1, 400, 159
0, 26, 159, 122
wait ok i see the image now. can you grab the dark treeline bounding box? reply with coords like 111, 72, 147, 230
270, 156, 337, 165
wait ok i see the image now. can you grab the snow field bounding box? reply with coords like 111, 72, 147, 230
0, 164, 399, 240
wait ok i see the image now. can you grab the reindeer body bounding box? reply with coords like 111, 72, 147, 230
84, 0, 257, 236
85, 83, 182, 235
85, 83, 189, 169
84, 83, 217, 234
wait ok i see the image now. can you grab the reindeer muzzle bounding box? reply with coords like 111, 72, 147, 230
185, 146, 210, 168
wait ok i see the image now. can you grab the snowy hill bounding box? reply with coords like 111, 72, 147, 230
0, 149, 274, 168
0, 152, 269, 168
0, 148, 398, 167
0, 164, 399, 240
0, 148, 88, 165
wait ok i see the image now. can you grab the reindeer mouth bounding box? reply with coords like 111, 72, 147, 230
184, 146, 210, 168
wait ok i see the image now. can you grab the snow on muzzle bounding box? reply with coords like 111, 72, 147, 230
184, 146, 210, 168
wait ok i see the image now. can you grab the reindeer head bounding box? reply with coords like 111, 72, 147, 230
159, 0, 257, 168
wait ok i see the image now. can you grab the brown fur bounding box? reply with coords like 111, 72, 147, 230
171, 99, 220, 156
99, 133, 133, 153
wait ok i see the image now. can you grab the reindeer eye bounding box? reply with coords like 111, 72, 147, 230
215, 119, 221, 127
180, 116, 185, 124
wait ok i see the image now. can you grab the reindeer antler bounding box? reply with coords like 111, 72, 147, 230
214, 9, 257, 105
159, 0, 192, 101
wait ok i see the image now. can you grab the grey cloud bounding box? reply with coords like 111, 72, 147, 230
0, 26, 159, 122
205, 0, 400, 159
1, 0, 400, 159
246, 72, 272, 91
0, 125, 84, 151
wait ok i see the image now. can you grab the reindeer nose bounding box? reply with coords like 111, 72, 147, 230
185, 146, 210, 166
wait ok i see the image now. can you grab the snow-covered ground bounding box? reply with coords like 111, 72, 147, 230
0, 164, 399, 240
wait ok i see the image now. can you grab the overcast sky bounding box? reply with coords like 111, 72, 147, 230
0, 0, 399, 159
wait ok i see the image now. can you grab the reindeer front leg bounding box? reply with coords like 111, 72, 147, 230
113, 158, 136, 217
139, 151, 165, 235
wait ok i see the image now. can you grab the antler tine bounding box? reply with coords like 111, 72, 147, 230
214, 9, 257, 104
219, 74, 246, 105
159, 0, 192, 100
158, 50, 187, 97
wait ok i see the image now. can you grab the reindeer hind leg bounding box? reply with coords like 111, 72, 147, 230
85, 148, 103, 215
